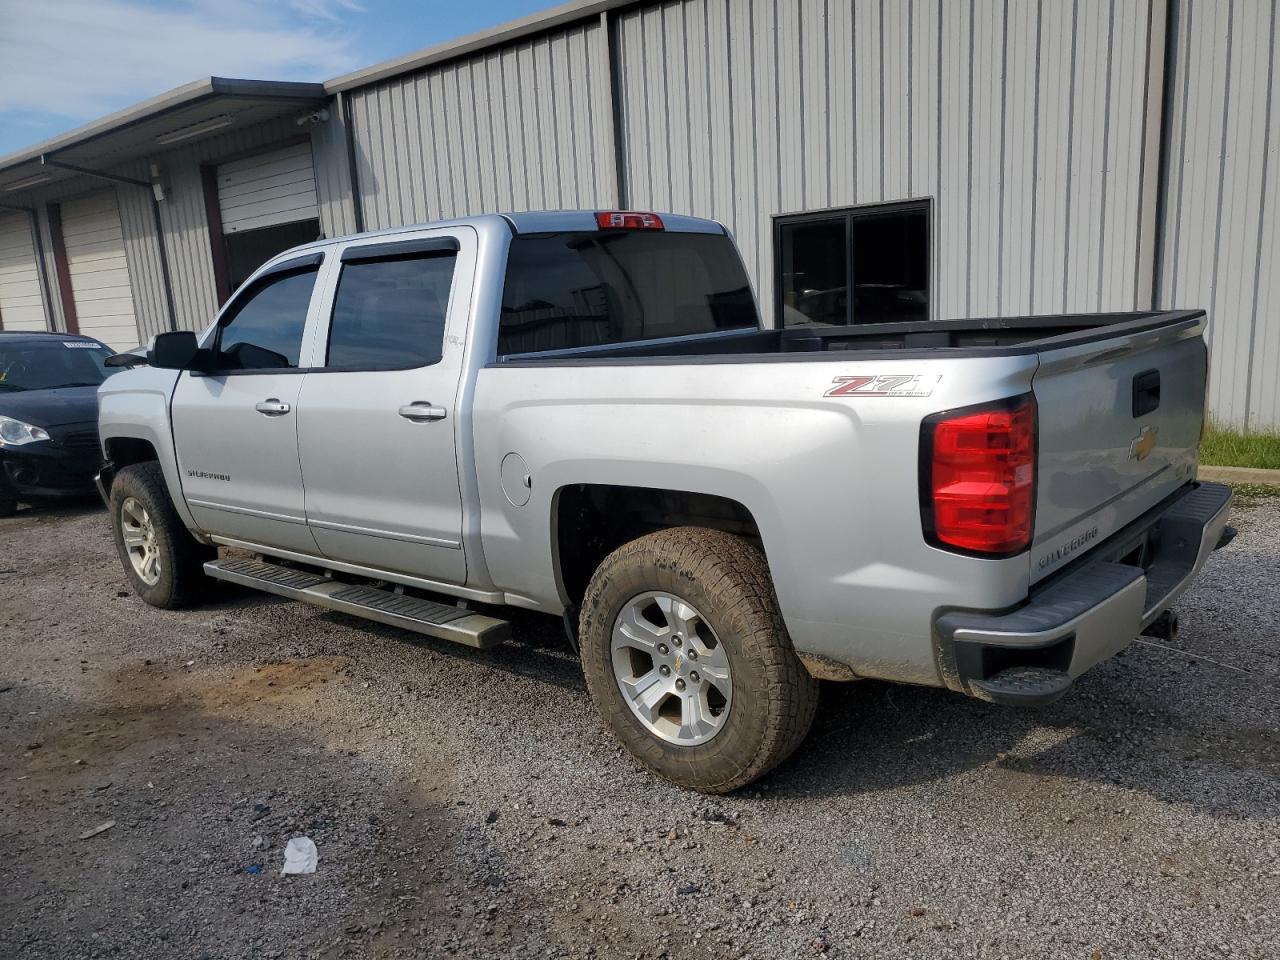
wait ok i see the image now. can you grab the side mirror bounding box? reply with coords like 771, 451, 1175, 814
150, 331, 202, 370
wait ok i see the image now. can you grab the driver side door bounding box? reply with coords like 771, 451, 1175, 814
170, 253, 325, 554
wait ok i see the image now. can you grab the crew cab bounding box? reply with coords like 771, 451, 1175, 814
96, 210, 1234, 792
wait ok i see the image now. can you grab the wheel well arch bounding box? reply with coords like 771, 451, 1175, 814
552, 483, 764, 608
104, 436, 159, 468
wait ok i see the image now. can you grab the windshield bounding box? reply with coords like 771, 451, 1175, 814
499, 230, 759, 355
0, 340, 117, 391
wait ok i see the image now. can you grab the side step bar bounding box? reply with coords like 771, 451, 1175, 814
204, 558, 511, 649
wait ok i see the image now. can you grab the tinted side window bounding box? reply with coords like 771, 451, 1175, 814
326, 253, 456, 370
498, 231, 758, 355
217, 268, 318, 370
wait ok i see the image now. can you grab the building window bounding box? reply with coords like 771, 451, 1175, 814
775, 200, 930, 326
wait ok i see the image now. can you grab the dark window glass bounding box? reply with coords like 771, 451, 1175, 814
498, 231, 758, 355
777, 202, 929, 326
779, 219, 847, 326
225, 219, 322, 292
326, 253, 457, 369
0, 340, 116, 391
216, 268, 317, 370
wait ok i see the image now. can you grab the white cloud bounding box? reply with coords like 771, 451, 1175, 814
0, 0, 364, 120
285, 0, 365, 22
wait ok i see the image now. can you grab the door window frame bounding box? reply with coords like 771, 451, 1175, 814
203, 251, 326, 376
319, 237, 461, 373
307, 227, 474, 376
772, 198, 934, 328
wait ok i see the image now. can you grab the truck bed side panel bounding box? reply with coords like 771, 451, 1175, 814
473, 355, 1038, 687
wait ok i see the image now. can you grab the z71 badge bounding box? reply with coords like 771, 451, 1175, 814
825, 374, 942, 398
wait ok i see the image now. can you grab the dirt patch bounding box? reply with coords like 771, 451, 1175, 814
2, 500, 1279, 959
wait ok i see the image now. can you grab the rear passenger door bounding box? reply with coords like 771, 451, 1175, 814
296, 229, 472, 584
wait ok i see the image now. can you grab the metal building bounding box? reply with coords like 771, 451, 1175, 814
0, 0, 1276, 428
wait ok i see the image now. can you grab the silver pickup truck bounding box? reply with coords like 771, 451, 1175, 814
97, 210, 1234, 793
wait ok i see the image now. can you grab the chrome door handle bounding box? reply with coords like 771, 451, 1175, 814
255, 398, 291, 416
398, 402, 447, 422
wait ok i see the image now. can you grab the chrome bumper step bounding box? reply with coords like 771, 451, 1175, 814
204, 558, 510, 649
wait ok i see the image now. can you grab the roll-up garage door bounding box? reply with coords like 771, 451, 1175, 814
0, 211, 47, 331
218, 142, 319, 234
60, 191, 140, 350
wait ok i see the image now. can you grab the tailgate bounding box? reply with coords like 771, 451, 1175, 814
1029, 314, 1207, 583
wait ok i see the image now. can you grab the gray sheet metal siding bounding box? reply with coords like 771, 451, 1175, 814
114, 161, 171, 341
151, 117, 314, 332
343, 19, 617, 232
614, 0, 1159, 326
311, 101, 359, 238
1159, 0, 1279, 430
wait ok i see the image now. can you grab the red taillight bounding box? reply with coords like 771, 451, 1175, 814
922, 394, 1036, 556
595, 210, 665, 230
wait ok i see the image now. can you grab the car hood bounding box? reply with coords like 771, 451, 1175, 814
0, 385, 101, 429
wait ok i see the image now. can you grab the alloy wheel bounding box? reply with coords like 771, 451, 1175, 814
610, 591, 732, 746
120, 496, 162, 586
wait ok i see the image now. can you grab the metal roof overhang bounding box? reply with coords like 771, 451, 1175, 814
0, 77, 329, 195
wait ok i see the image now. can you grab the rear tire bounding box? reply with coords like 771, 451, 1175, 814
580, 527, 818, 793
109, 462, 214, 609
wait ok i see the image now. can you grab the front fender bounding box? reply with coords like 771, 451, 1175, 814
97, 367, 203, 536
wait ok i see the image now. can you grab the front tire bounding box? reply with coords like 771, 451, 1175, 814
580, 527, 818, 793
0, 475, 17, 518
109, 462, 214, 609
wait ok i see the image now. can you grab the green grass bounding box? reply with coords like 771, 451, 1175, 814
1200, 423, 1280, 470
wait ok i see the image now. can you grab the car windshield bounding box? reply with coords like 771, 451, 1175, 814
0, 340, 117, 391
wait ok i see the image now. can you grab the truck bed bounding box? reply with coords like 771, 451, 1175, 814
497, 310, 1205, 364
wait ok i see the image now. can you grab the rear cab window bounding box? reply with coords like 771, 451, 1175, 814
498, 229, 758, 356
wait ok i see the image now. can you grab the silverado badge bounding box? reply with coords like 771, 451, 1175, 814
1129, 425, 1159, 462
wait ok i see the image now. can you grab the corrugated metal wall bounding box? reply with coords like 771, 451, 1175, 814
150, 117, 313, 333
614, 0, 1162, 325
342, 17, 618, 231
5, 0, 1276, 427
312, 99, 360, 239
1159, 0, 1279, 430
13, 116, 327, 342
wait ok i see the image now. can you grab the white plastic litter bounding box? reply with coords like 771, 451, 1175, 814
280, 836, 318, 875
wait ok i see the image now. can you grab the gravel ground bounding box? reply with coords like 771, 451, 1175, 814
1, 493, 1277, 960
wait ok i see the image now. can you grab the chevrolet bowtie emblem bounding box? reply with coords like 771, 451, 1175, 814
1129, 425, 1159, 461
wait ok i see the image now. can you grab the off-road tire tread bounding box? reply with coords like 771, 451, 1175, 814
110, 462, 213, 609
580, 527, 818, 793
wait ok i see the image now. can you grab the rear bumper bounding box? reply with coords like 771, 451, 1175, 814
934, 481, 1234, 706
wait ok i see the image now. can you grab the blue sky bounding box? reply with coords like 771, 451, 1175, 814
0, 0, 556, 157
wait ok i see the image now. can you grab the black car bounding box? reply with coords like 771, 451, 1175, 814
0, 331, 119, 517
